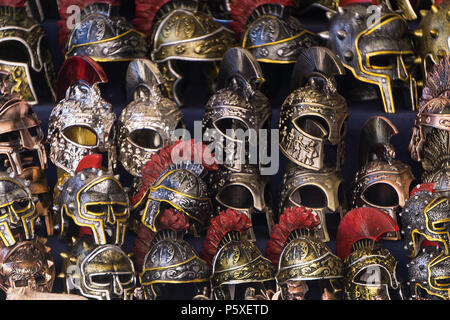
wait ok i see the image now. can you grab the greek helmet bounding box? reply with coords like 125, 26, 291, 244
47, 55, 116, 176
202, 209, 275, 300
337, 207, 404, 300
55, 155, 130, 246
352, 116, 414, 240
57, 0, 147, 61
229, 0, 321, 64
266, 206, 343, 300
131, 139, 218, 236
133, 0, 236, 106
0, 0, 56, 104
134, 208, 210, 300
320, 1, 415, 113
279, 46, 348, 171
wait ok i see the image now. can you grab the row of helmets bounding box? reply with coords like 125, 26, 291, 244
0, 0, 447, 113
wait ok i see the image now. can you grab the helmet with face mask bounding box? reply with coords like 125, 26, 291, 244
60, 236, 136, 300
57, 0, 147, 62
54, 155, 130, 246
0, 171, 38, 247
0, 0, 56, 104
409, 56, 450, 187
279, 46, 348, 171
228, 0, 321, 64
131, 139, 218, 237
119, 58, 185, 178
133, 0, 236, 106
0, 238, 54, 293
266, 206, 343, 300
352, 116, 414, 240
133, 208, 210, 300
279, 162, 345, 242
203, 47, 271, 173
48, 56, 116, 179
202, 209, 275, 300
320, 2, 415, 113
337, 207, 404, 300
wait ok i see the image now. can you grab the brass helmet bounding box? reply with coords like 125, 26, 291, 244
278, 46, 348, 171
133, 0, 236, 106
337, 207, 404, 300
412, 0, 449, 81
229, 0, 321, 64
57, 0, 147, 62
409, 56, 450, 188
267, 206, 343, 300
352, 116, 414, 240
202, 209, 275, 300
0, 0, 56, 104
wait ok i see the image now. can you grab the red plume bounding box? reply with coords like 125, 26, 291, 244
229, 0, 295, 38
0, 0, 26, 6
133, 0, 170, 36
58, 0, 120, 54
421, 239, 442, 249
201, 209, 252, 265
410, 183, 435, 197
336, 207, 399, 260
266, 206, 320, 269
75, 154, 103, 173
132, 208, 189, 271
56, 55, 107, 101
130, 139, 218, 207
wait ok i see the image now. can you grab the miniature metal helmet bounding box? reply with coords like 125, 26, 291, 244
267, 206, 343, 300
55, 155, 130, 246
279, 162, 345, 242
134, 0, 236, 106
321, 2, 415, 113
47, 56, 116, 176
229, 0, 321, 64
409, 57, 450, 186
337, 207, 404, 300
203, 47, 271, 173
400, 184, 450, 257
0, 0, 56, 104
352, 116, 414, 240
279, 47, 348, 171
0, 171, 38, 247
57, 0, 147, 61
0, 238, 54, 293
412, 0, 449, 81
202, 209, 275, 300
131, 140, 218, 236
61, 237, 136, 300
207, 166, 274, 241
118, 59, 185, 178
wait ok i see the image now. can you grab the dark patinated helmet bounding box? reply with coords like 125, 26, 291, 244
352, 116, 414, 240
0, 0, 56, 104
229, 0, 321, 64
57, 0, 147, 62
119, 58, 185, 178
337, 207, 404, 300
134, 0, 236, 106
321, 2, 415, 113
279, 46, 348, 171
202, 209, 275, 300
267, 206, 343, 300
55, 155, 130, 246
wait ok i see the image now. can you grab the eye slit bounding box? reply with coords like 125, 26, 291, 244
14, 279, 28, 287
290, 185, 327, 209
62, 125, 98, 147
362, 183, 399, 207
435, 278, 450, 286
118, 273, 133, 283
12, 199, 30, 211
214, 118, 248, 136
86, 204, 107, 214
112, 204, 127, 214
129, 128, 163, 149
369, 54, 395, 67
402, 54, 415, 67
217, 185, 253, 209
294, 116, 328, 139
91, 274, 112, 285
0, 131, 21, 143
